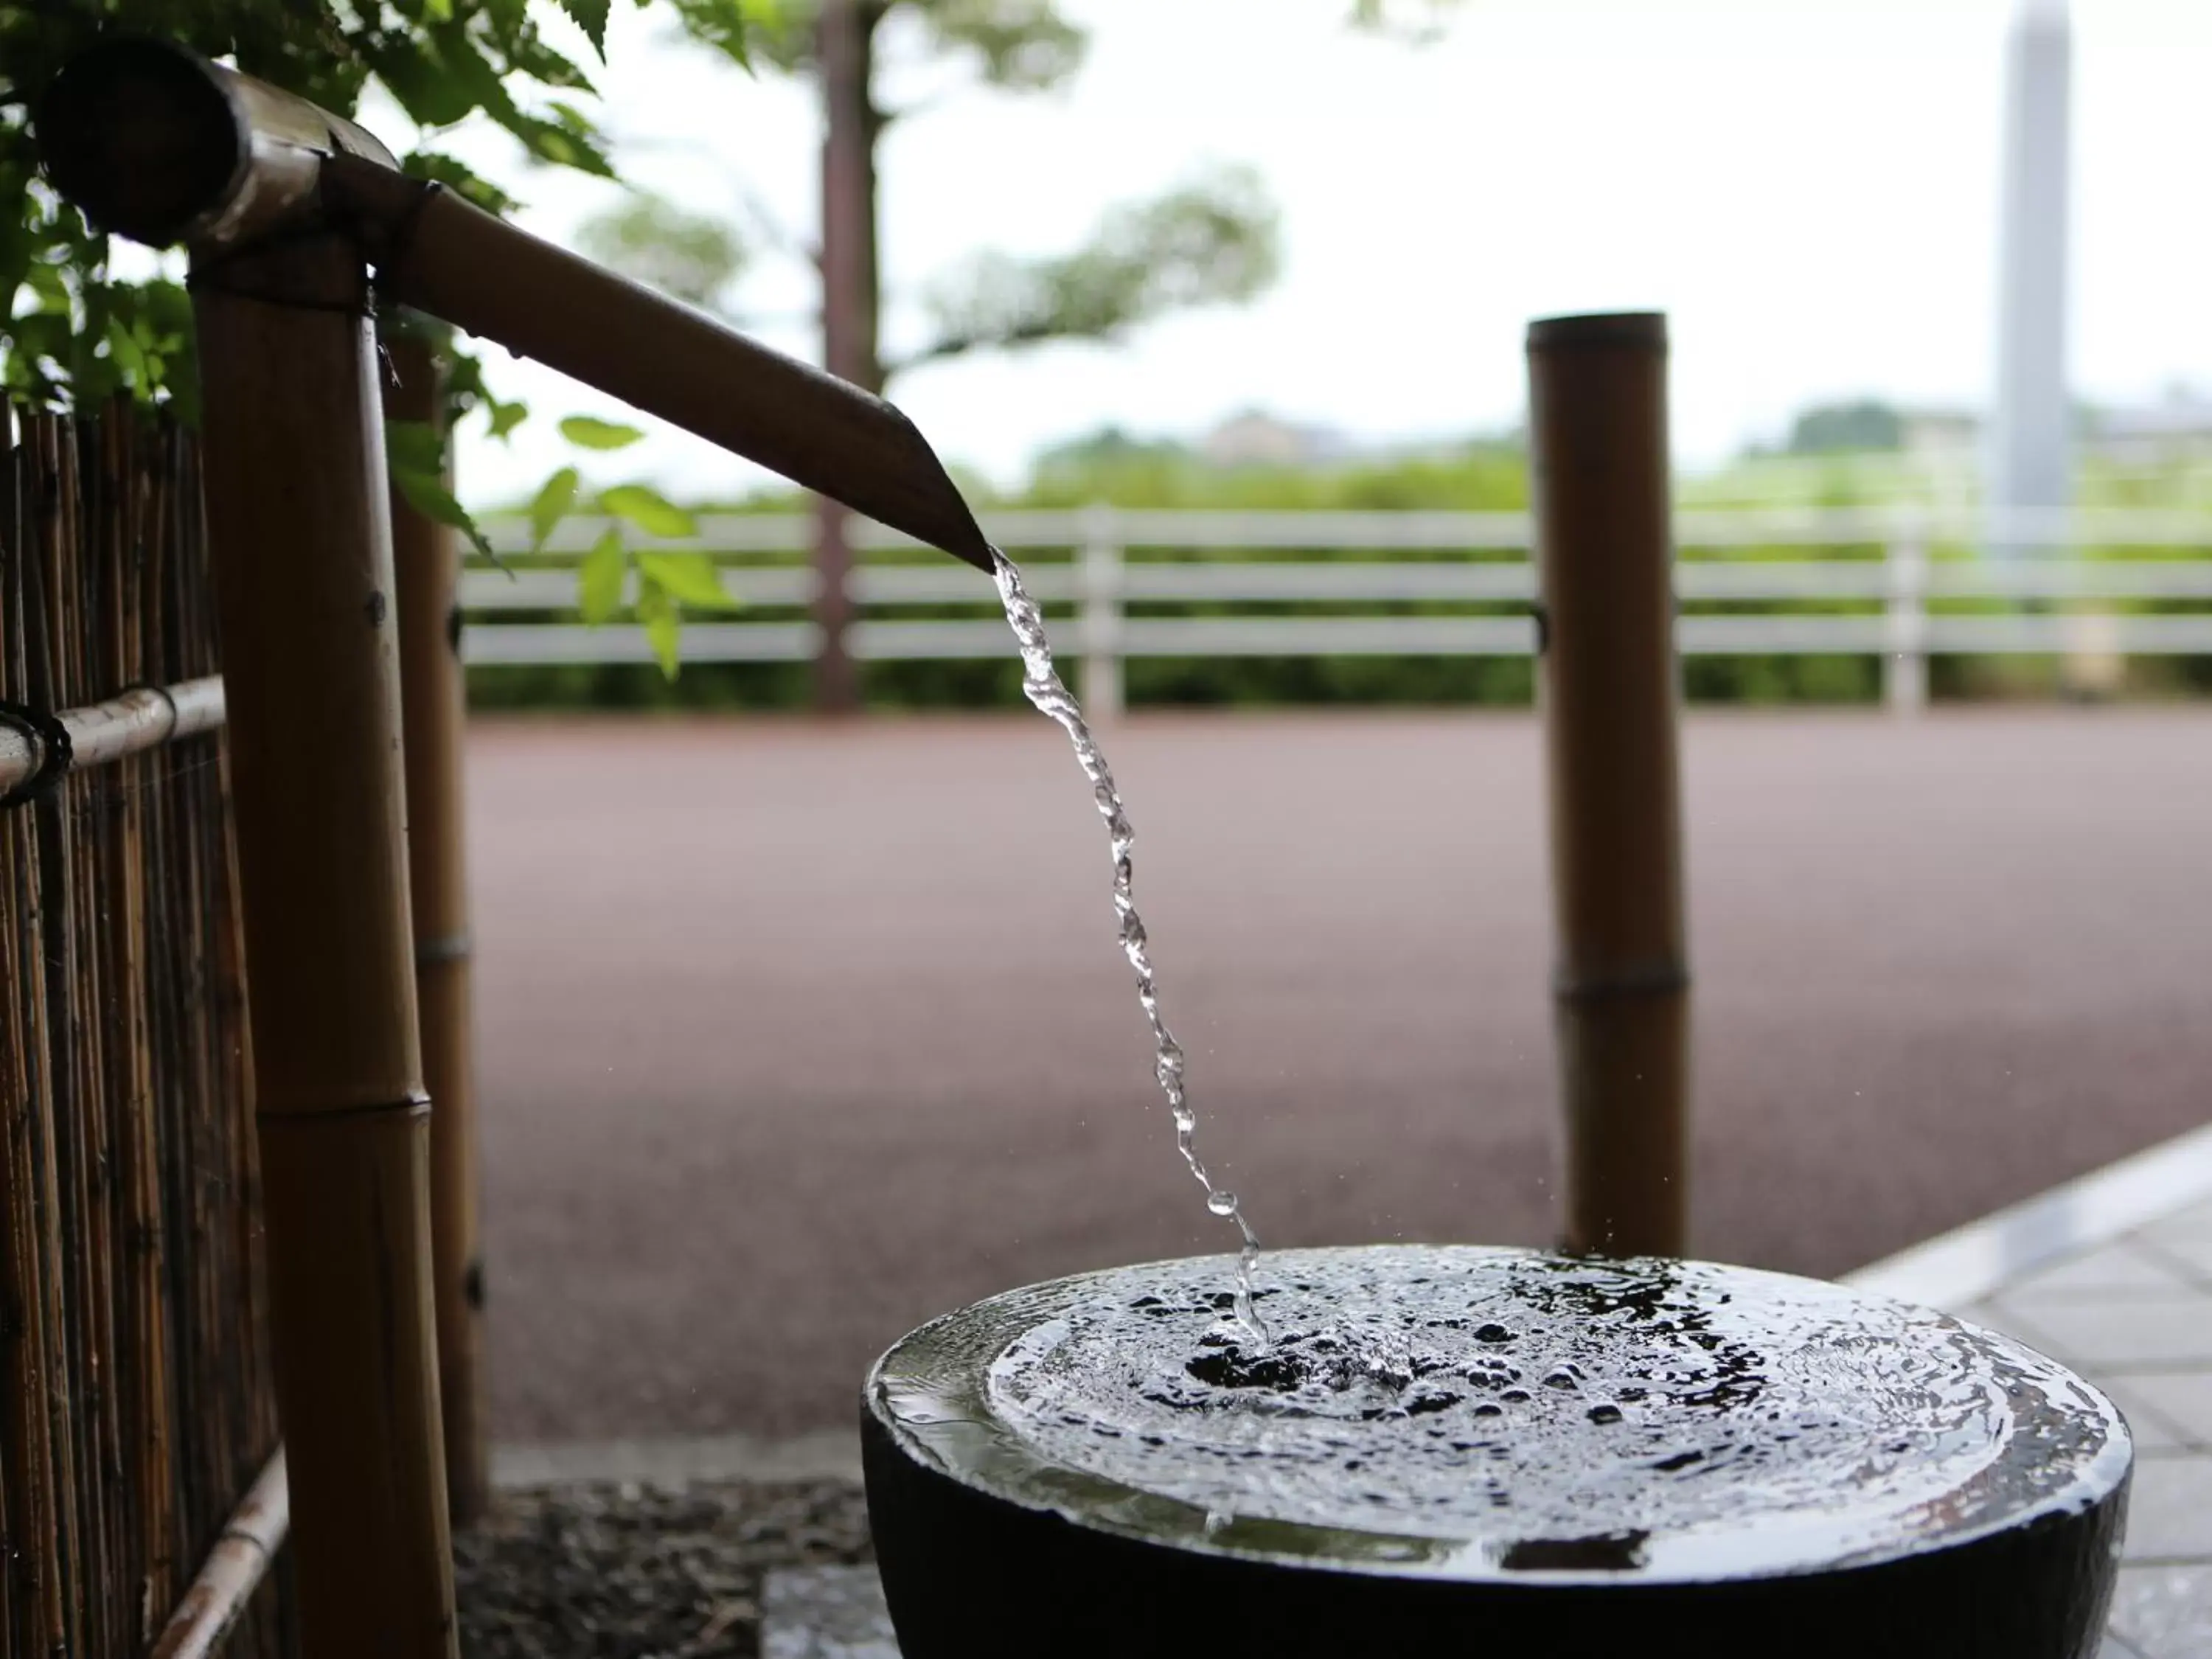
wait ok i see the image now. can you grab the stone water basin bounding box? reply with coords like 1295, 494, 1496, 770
863, 1245, 2129, 1658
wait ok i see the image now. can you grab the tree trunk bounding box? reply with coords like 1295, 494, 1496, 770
813, 0, 886, 714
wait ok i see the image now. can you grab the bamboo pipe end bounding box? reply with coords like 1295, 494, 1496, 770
37, 40, 242, 247
1527, 312, 1669, 354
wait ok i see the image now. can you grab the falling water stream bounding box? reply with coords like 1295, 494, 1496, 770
991, 549, 1268, 1343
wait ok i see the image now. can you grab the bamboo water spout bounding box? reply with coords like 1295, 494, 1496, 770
35, 37, 995, 574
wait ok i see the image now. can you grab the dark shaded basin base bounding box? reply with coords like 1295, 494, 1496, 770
862, 1246, 2130, 1659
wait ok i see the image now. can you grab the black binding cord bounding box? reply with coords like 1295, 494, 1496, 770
0, 699, 73, 810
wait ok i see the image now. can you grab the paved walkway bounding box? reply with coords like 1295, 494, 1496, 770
467, 709, 2212, 1439
1850, 1127, 2212, 1658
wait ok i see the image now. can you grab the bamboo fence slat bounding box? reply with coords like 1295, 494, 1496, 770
0, 402, 292, 1659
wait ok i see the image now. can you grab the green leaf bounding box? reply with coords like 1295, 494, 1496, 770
578, 529, 627, 625
503, 108, 617, 178
25, 260, 69, 307
600, 483, 696, 540
510, 34, 600, 94
486, 398, 529, 441
529, 466, 580, 552
559, 414, 644, 450
402, 150, 519, 218
636, 579, 682, 679
554, 0, 613, 58
392, 467, 495, 562
636, 550, 737, 611
102, 312, 147, 386
364, 40, 484, 128
664, 0, 763, 69
386, 418, 446, 475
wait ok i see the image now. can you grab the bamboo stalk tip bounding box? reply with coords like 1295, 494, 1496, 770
36, 40, 241, 248
1526, 311, 1669, 355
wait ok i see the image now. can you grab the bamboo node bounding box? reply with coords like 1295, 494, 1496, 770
186, 228, 377, 315
414, 931, 472, 966
1552, 964, 1692, 1003
257, 1092, 433, 1126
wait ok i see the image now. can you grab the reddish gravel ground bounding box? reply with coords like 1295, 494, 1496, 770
466, 709, 2212, 1441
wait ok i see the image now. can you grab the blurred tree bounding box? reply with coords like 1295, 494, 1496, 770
639, 0, 1467, 707
659, 0, 1290, 709
1787, 400, 1906, 455
576, 191, 751, 313
1349, 0, 1467, 41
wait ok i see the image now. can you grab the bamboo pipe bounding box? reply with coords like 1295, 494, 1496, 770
1526, 312, 1691, 1259
333, 157, 992, 573
383, 333, 489, 1526
0, 675, 223, 793
191, 230, 455, 1658
148, 1450, 289, 1659
36, 39, 995, 575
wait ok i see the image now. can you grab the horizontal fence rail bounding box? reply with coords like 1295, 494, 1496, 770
0, 675, 226, 797
459, 507, 2212, 713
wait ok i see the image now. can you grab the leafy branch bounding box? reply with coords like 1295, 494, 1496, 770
900, 164, 1281, 374
4, 0, 776, 675
526, 417, 741, 678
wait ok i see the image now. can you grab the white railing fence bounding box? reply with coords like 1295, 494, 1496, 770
461, 507, 2212, 716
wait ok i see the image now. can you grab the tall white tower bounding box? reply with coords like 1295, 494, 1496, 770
1988, 0, 2073, 543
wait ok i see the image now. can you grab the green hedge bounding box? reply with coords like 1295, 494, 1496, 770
462, 446, 2212, 712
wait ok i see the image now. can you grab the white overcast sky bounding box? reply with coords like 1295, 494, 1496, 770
432, 0, 2212, 506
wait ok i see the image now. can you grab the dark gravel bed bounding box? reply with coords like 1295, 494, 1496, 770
455, 1480, 872, 1658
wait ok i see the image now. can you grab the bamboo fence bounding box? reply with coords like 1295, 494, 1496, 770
0, 403, 293, 1658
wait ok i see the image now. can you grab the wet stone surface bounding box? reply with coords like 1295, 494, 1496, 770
453, 1479, 871, 1659
878, 1245, 2129, 1579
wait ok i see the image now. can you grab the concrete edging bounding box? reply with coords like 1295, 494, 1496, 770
1845, 1121, 2212, 1309
491, 1427, 862, 1491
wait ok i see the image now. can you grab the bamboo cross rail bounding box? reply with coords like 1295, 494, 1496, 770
148, 1452, 289, 1659
0, 675, 225, 797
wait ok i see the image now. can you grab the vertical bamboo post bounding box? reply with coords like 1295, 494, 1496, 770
383, 333, 489, 1526
191, 233, 456, 1656
1527, 311, 1690, 1259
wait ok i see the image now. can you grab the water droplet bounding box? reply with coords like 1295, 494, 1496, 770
1207, 1190, 1239, 1217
